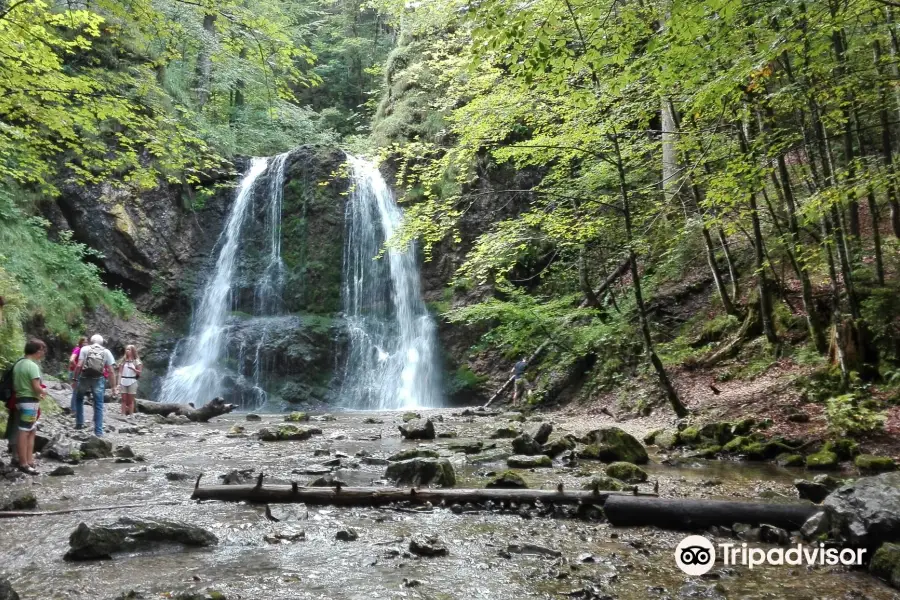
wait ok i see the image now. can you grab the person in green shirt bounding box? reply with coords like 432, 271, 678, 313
13, 338, 47, 475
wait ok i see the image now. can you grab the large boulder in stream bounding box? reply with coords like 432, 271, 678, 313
256, 425, 322, 441
385, 458, 456, 487
870, 543, 900, 589
64, 517, 218, 560
511, 433, 543, 456
579, 427, 648, 464
824, 472, 900, 550
0, 579, 19, 600
80, 436, 113, 460
398, 418, 435, 440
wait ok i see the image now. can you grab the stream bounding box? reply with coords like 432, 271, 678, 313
2, 403, 895, 600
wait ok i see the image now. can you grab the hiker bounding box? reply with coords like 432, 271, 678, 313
510, 357, 528, 405
68, 336, 87, 410
74, 334, 117, 436
117, 345, 142, 416
12, 338, 47, 475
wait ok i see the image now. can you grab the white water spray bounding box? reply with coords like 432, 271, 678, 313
339, 155, 442, 410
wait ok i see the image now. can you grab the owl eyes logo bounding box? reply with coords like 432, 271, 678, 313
675, 535, 716, 575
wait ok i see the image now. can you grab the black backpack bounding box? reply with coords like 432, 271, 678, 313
0, 358, 24, 405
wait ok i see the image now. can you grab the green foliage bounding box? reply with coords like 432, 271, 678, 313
447, 366, 488, 395
825, 394, 886, 437
0, 187, 134, 351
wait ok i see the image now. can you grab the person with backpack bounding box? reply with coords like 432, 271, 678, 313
74, 334, 117, 437
116, 345, 142, 416
10, 338, 47, 475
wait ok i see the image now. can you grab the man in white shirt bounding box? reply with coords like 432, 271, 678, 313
74, 334, 117, 437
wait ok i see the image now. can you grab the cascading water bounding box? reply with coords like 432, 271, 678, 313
160, 153, 290, 407
339, 154, 442, 410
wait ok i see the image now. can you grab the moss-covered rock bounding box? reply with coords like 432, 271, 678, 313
806, 450, 839, 470
654, 430, 679, 450
401, 412, 421, 423
284, 411, 309, 422
605, 462, 648, 483
677, 427, 701, 446
731, 418, 756, 436
870, 543, 900, 589
0, 489, 37, 511
699, 422, 734, 445
80, 436, 113, 460
691, 445, 722, 459
825, 440, 860, 461
490, 426, 521, 439
542, 436, 576, 457
582, 476, 626, 492
507, 455, 552, 468
486, 470, 528, 489
776, 453, 805, 467
579, 427, 649, 464
385, 458, 456, 487
388, 448, 440, 461
643, 430, 662, 445
256, 425, 322, 441
854, 454, 897, 473
723, 436, 749, 453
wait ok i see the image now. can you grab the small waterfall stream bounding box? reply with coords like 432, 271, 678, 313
339, 155, 442, 410
159, 150, 441, 410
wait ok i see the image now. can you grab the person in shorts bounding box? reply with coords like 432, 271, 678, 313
511, 357, 528, 405
116, 345, 142, 416
13, 338, 47, 475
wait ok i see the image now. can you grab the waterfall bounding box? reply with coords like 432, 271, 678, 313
339, 155, 442, 410
160, 154, 288, 407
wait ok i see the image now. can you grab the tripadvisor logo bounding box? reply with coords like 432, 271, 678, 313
675, 535, 868, 575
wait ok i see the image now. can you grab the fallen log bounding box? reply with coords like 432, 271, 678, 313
191, 483, 656, 507
604, 496, 818, 531
0, 501, 181, 519
136, 397, 236, 422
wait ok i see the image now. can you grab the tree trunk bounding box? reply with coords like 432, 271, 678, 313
717, 228, 739, 299
195, 12, 216, 109
611, 132, 688, 418
135, 398, 235, 422
874, 39, 900, 239
192, 483, 654, 507
604, 496, 819, 531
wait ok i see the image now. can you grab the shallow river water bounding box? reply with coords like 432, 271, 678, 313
1, 407, 895, 600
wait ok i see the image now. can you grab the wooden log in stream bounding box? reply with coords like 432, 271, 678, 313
0, 501, 181, 519
136, 397, 236, 422
604, 496, 819, 531
191, 483, 651, 506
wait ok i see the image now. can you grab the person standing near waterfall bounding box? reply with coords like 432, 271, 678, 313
511, 357, 528, 405
116, 345, 141, 416
74, 334, 117, 436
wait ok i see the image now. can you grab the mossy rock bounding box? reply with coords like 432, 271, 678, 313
0, 489, 37, 511
485, 470, 528, 489
854, 454, 897, 473
579, 427, 649, 464
507, 455, 552, 468
654, 430, 679, 450
643, 430, 662, 445
870, 543, 900, 589
581, 476, 626, 492
723, 436, 749, 453
806, 450, 839, 470
690, 445, 722, 459
388, 448, 440, 461
490, 426, 520, 439
699, 422, 734, 445
401, 412, 421, 423
677, 427, 701, 446
284, 411, 309, 422
384, 458, 456, 487
775, 453, 805, 467
731, 418, 756, 436
824, 439, 860, 460
605, 461, 648, 483
542, 436, 576, 457
256, 425, 322, 442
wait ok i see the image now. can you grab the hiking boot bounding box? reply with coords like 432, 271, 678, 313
18, 465, 39, 476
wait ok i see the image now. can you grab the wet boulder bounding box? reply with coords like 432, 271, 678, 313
579, 427, 648, 464
489, 426, 520, 439
0, 579, 19, 600
284, 411, 309, 422
653, 430, 679, 450
507, 455, 552, 468
532, 423, 553, 445
605, 462, 648, 483
388, 448, 439, 461
542, 436, 576, 457
385, 458, 456, 487
398, 418, 435, 440
870, 543, 900, 589
50, 466, 76, 476
854, 454, 896, 473
805, 449, 839, 470
486, 470, 528, 489
824, 472, 900, 550
795, 474, 842, 503
256, 425, 322, 441
64, 517, 218, 560
114, 446, 135, 459
582, 476, 626, 492
335, 528, 359, 542
409, 536, 448, 557
221, 469, 256, 485
511, 433, 543, 456
0, 489, 37, 511
447, 440, 487, 454
80, 436, 113, 460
